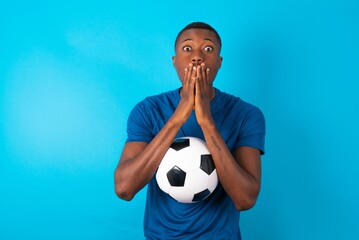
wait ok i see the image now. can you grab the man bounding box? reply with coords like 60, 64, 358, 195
114, 22, 266, 239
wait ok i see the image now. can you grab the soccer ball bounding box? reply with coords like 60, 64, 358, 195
155, 137, 218, 203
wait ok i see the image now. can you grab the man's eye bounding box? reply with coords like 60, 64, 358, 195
204, 46, 213, 52
183, 46, 192, 52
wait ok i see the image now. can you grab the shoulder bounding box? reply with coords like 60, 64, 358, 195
215, 88, 264, 116
126, 89, 181, 142
128, 88, 180, 122
135, 88, 180, 108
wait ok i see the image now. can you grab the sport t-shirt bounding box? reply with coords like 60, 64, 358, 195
126, 88, 265, 240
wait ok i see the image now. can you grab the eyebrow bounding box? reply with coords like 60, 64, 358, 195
181, 38, 216, 44
204, 38, 216, 44
181, 38, 193, 43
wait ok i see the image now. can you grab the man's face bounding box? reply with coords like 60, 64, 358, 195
172, 29, 222, 84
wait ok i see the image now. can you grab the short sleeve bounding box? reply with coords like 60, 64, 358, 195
126, 101, 154, 143
236, 107, 266, 155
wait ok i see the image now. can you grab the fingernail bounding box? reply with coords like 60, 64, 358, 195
193, 66, 196, 70
201, 63, 205, 67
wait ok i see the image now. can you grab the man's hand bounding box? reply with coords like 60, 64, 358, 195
173, 63, 197, 124
175, 62, 215, 127
194, 63, 214, 127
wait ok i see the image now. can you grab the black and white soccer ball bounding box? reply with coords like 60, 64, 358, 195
156, 137, 218, 203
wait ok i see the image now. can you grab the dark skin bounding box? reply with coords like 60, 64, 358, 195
114, 28, 261, 210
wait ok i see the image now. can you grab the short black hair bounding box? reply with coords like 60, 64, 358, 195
174, 22, 222, 52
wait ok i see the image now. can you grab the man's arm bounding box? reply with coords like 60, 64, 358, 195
114, 66, 198, 201
195, 64, 262, 210
203, 124, 261, 210
114, 116, 183, 201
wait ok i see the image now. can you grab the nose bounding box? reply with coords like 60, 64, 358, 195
191, 56, 203, 65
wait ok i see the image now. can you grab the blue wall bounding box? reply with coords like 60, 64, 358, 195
1, 0, 358, 239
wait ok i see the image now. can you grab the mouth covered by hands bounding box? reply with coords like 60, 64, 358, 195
179, 62, 214, 126
184, 62, 210, 87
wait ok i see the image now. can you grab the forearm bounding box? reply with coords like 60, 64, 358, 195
115, 117, 183, 200
201, 122, 261, 210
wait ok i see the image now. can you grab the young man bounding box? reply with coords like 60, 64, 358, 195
114, 22, 265, 239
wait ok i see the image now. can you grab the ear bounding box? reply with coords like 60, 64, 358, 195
219, 56, 223, 68
172, 56, 176, 67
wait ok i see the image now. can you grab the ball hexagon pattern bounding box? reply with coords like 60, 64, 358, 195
156, 137, 218, 203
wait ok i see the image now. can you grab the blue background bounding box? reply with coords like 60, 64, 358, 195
1, 0, 358, 239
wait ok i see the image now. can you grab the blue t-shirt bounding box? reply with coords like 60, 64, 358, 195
126, 88, 265, 240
